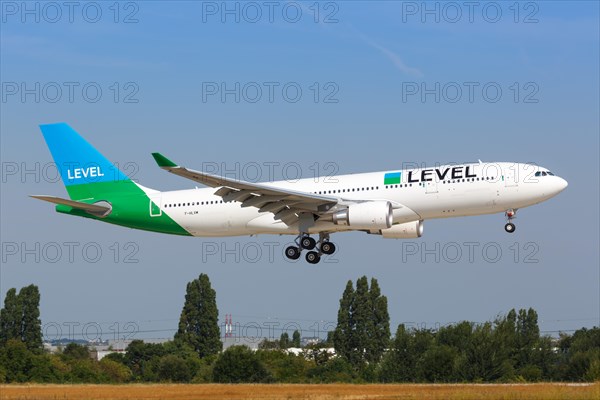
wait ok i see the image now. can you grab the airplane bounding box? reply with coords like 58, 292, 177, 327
32, 123, 568, 264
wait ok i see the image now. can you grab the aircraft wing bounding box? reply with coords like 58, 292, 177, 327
152, 153, 340, 225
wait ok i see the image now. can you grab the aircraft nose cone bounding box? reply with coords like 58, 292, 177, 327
551, 177, 568, 195
558, 177, 568, 192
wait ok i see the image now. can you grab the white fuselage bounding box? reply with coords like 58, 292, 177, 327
148, 162, 567, 237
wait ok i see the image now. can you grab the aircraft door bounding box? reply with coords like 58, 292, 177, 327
503, 164, 519, 187
149, 194, 162, 217
425, 179, 438, 194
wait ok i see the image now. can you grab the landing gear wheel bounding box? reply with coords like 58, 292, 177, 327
285, 246, 301, 260
300, 236, 317, 250
305, 251, 321, 264
504, 222, 516, 233
320, 242, 336, 255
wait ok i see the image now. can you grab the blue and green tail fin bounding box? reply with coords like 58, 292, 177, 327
39, 123, 138, 200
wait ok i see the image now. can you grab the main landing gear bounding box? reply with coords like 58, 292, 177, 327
504, 209, 516, 233
285, 232, 336, 264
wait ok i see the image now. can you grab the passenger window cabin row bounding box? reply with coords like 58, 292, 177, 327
163, 175, 501, 208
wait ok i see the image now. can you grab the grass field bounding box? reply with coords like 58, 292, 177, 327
1, 383, 598, 400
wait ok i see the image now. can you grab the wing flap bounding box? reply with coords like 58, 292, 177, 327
241, 195, 288, 208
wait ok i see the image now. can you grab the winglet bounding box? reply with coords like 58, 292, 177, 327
152, 153, 178, 168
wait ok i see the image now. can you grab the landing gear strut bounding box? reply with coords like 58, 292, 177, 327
319, 232, 336, 255
284, 232, 336, 263
504, 209, 516, 233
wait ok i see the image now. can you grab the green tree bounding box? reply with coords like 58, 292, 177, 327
0, 339, 34, 382
417, 344, 458, 382
192, 355, 217, 383
307, 357, 355, 383
157, 355, 192, 382
98, 358, 132, 383
292, 330, 301, 348
256, 350, 312, 383
436, 321, 473, 353
493, 309, 518, 376
380, 324, 416, 382
0, 339, 56, 383
61, 343, 90, 360
367, 278, 390, 363
559, 327, 600, 381
67, 358, 102, 383
325, 331, 334, 347
351, 276, 372, 366
175, 274, 222, 358
0, 285, 43, 352
333, 280, 355, 362
463, 322, 497, 381
0, 288, 21, 345
303, 343, 332, 366
258, 338, 279, 350
212, 346, 270, 383
516, 308, 540, 369
279, 332, 290, 349
531, 335, 557, 380
333, 277, 390, 368
123, 340, 167, 381
584, 352, 600, 382
19, 285, 43, 352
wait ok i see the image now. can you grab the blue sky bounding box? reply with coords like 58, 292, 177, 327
1, 1, 598, 342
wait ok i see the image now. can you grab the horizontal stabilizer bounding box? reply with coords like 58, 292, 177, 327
30, 195, 111, 215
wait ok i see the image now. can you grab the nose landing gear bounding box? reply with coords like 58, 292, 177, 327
504, 209, 516, 233
505, 222, 516, 233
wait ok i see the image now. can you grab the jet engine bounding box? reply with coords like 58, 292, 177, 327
379, 220, 424, 238
333, 201, 393, 230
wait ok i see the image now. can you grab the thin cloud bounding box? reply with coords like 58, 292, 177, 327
359, 34, 424, 78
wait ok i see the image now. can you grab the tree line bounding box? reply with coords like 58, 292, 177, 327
1, 276, 599, 383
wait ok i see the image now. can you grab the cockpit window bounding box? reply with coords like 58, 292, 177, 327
536, 171, 554, 177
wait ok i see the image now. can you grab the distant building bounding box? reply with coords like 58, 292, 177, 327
301, 337, 322, 347
222, 335, 262, 350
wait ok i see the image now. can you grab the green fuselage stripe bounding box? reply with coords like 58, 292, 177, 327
61, 181, 190, 236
